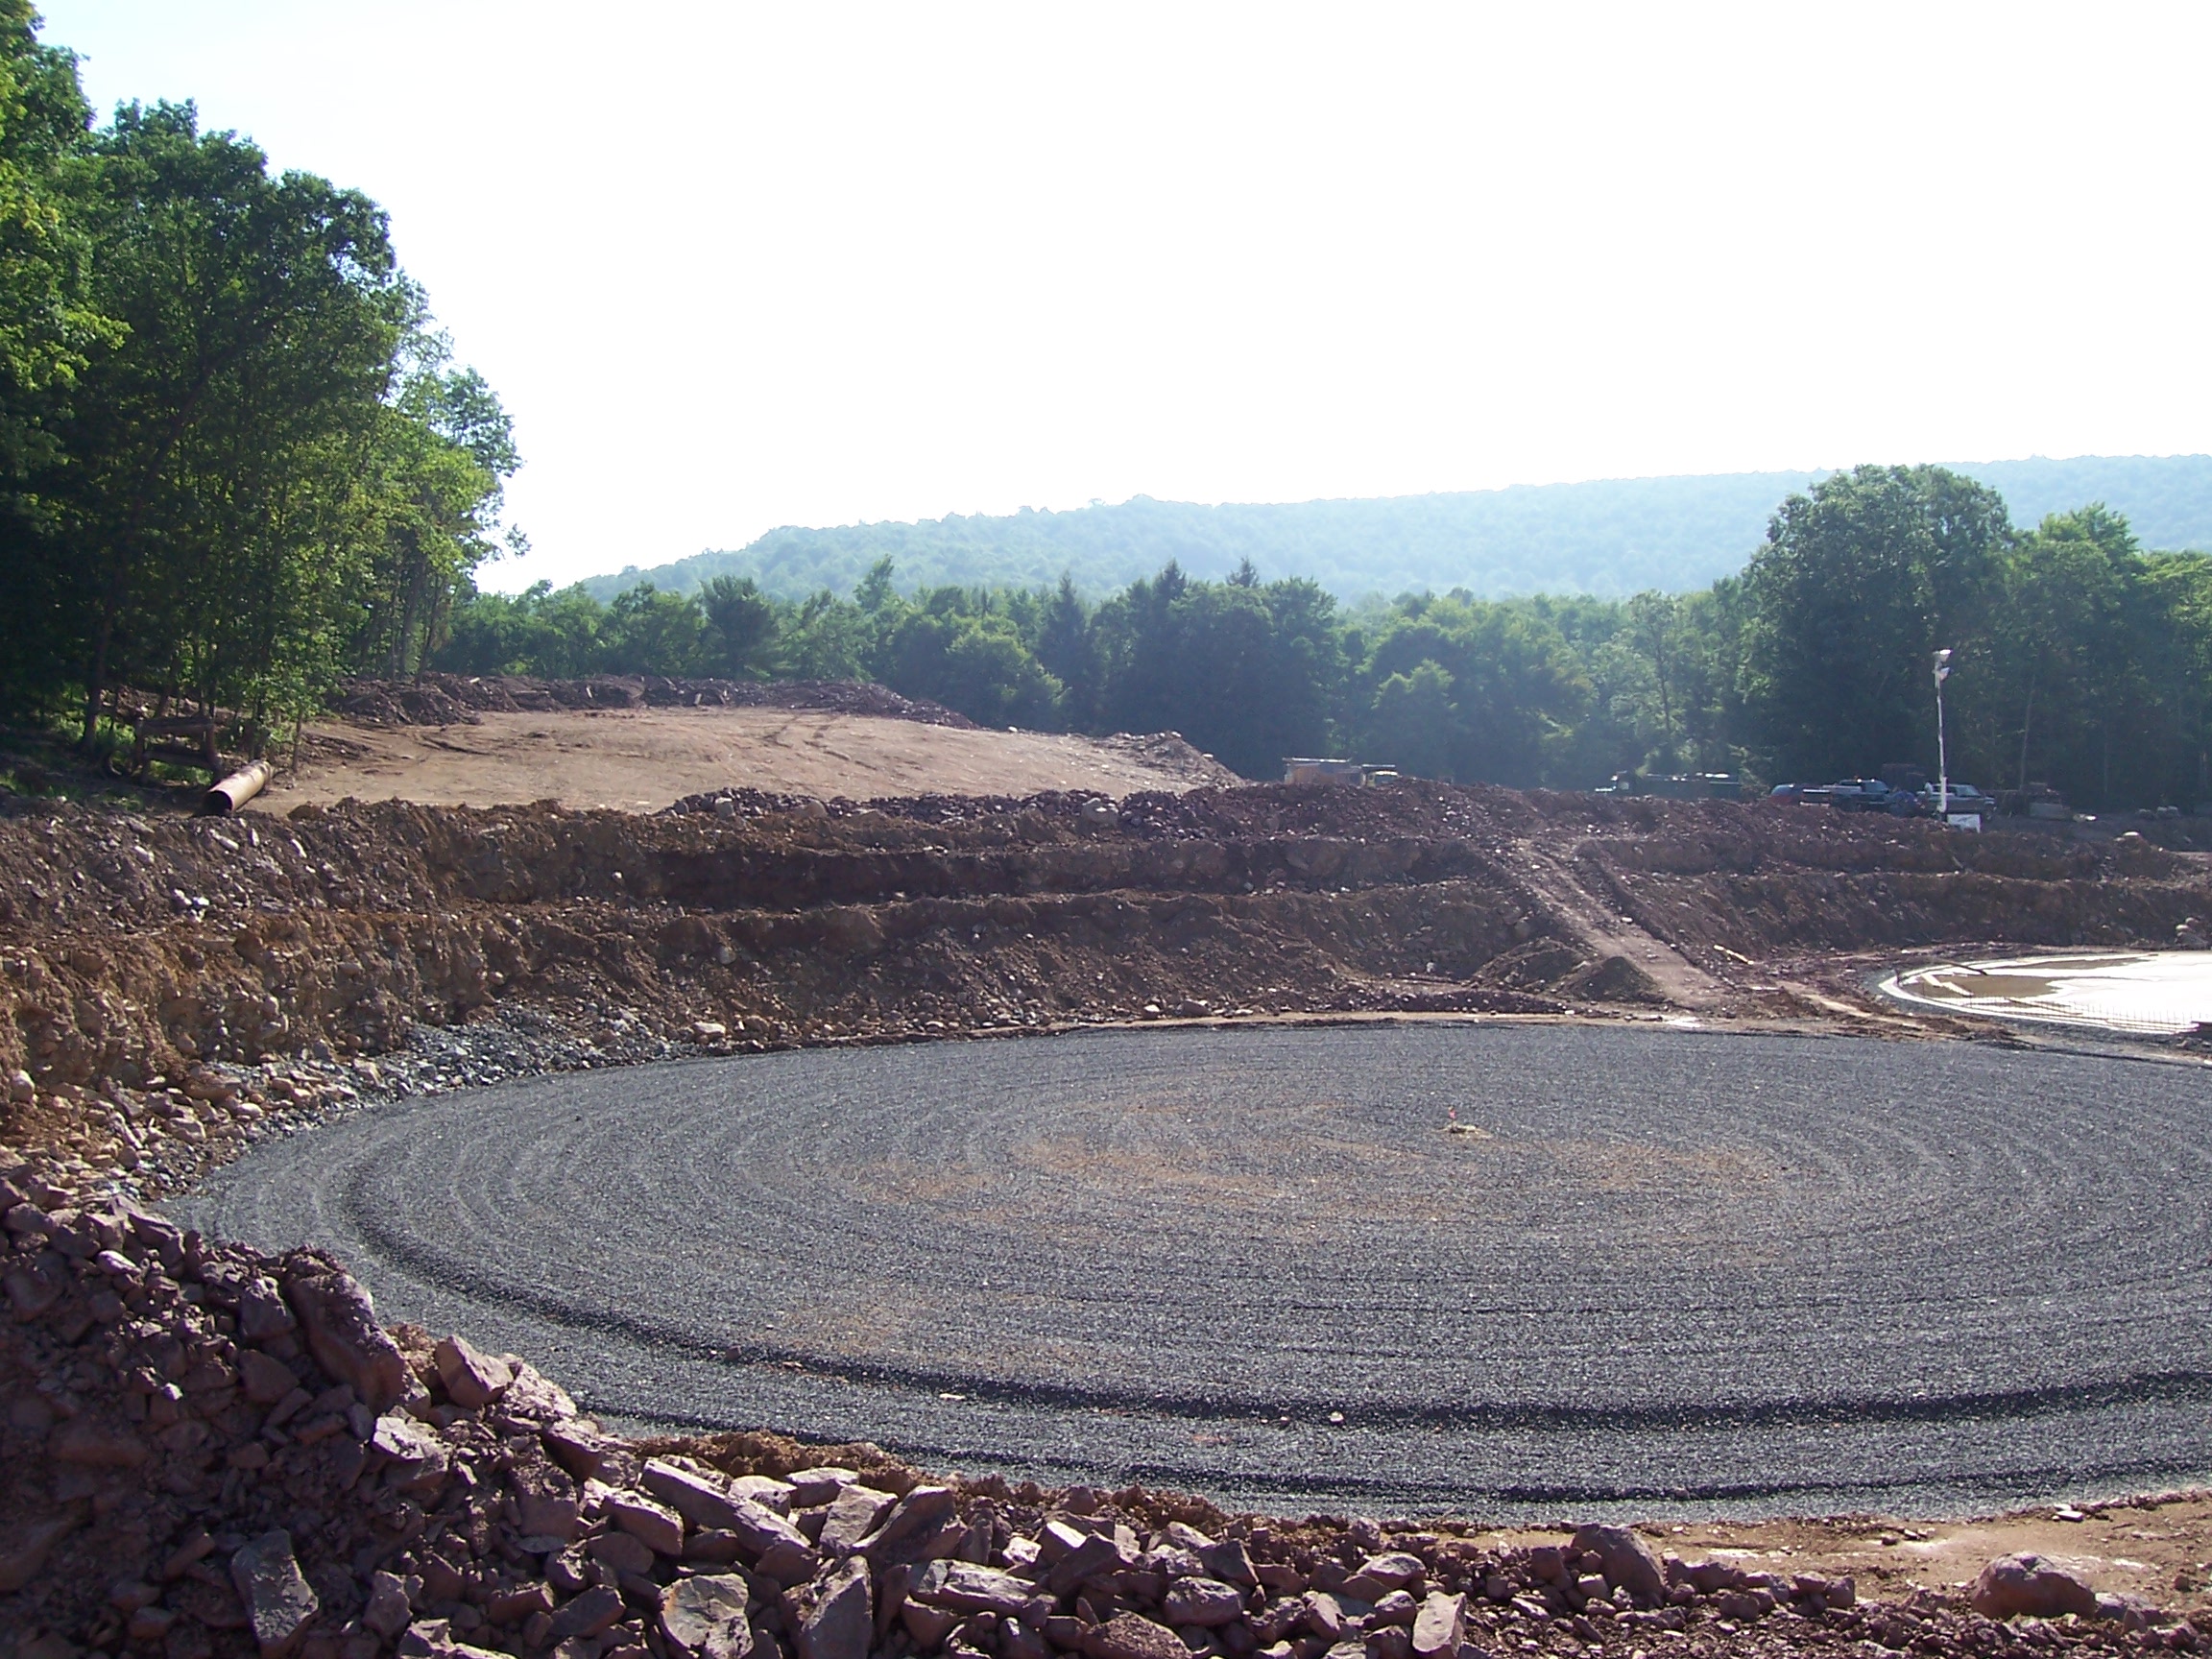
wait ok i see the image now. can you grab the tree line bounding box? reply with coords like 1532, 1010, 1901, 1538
4, 8, 2206, 812
0, 5, 517, 752
440, 465, 2212, 812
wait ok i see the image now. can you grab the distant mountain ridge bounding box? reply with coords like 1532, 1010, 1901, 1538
578, 454, 2212, 603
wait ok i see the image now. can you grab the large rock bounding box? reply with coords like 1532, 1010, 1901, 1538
859, 1486, 959, 1567
1970, 1554, 2099, 1621
608, 1491, 685, 1557
511, 1453, 580, 1541
239, 1349, 298, 1406
1410, 1592, 1465, 1659
372, 1413, 448, 1493
1570, 1525, 1668, 1608
911, 1559, 1036, 1617
1083, 1614, 1189, 1659
283, 1263, 408, 1412
237, 1275, 295, 1341
433, 1334, 514, 1408
643, 1458, 815, 1567
1046, 1530, 1130, 1598
363, 1574, 414, 1640
230, 1530, 320, 1658
799, 1558, 874, 1659
548, 1586, 627, 1641
661, 1575, 756, 1659
1160, 1576, 1245, 1627
817, 1484, 897, 1552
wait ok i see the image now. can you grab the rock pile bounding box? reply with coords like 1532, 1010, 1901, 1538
3, 1171, 2199, 1658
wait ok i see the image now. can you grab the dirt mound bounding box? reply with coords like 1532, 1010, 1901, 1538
332, 675, 978, 729
0, 783, 2203, 1201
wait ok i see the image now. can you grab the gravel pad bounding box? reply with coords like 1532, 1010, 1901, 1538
178, 1023, 2212, 1518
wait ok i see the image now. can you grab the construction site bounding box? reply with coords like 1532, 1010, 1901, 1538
7, 684, 2212, 1659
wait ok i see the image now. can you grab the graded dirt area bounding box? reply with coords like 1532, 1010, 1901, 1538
264, 707, 1241, 812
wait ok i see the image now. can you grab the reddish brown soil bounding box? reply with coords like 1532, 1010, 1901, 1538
7, 779, 2212, 1657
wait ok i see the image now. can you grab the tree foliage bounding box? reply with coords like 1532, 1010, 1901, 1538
439, 463, 2212, 812
587, 456, 2212, 607
0, 13, 517, 751
5, 13, 2207, 813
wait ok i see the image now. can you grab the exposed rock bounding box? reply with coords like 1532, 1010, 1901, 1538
859, 1484, 959, 1567
433, 1332, 514, 1407
283, 1262, 409, 1411
229, 1529, 320, 1658
1300, 1591, 1344, 1641
1354, 1552, 1425, 1593
237, 1273, 295, 1340
513, 1451, 582, 1540
661, 1574, 756, 1659
609, 1489, 687, 1557
1409, 1591, 1465, 1658
363, 1573, 414, 1640
913, 1558, 1037, 1617
787, 1467, 858, 1507
1083, 1612, 1190, 1659
1160, 1576, 1245, 1626
799, 1557, 874, 1659
1046, 1529, 1129, 1598
1971, 1553, 2100, 1621
817, 1484, 897, 1551
239, 1347, 298, 1405
548, 1584, 628, 1641
1570, 1524, 1668, 1607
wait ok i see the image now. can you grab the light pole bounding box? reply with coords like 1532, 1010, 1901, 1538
1933, 648, 1953, 820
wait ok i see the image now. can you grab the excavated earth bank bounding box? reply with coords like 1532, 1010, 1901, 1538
7, 780, 2212, 1658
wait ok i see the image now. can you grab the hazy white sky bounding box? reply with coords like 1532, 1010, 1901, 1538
37, 2, 2212, 591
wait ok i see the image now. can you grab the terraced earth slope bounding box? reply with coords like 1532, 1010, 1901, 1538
7, 781, 2212, 1657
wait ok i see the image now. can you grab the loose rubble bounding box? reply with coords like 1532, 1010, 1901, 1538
4, 1176, 2196, 1657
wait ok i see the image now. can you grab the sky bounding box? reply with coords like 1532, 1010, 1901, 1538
37, 2, 2212, 592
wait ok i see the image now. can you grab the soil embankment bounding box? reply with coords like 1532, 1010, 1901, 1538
7, 780, 2212, 1656
3, 783, 2208, 1197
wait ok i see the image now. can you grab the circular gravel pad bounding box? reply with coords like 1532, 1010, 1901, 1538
181, 1025, 2212, 1517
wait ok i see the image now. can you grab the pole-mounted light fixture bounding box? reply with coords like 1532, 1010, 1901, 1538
1934, 649, 1954, 820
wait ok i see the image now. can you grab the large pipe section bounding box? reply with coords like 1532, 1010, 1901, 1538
199, 759, 272, 816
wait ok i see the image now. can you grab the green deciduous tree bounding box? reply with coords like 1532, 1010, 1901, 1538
701, 573, 777, 678
1743, 465, 2011, 780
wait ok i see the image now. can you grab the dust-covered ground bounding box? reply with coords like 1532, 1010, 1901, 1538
267, 709, 1240, 814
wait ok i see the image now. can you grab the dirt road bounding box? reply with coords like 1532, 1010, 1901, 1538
264, 707, 1240, 811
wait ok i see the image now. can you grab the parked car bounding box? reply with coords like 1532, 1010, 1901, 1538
1824, 778, 1895, 812
1920, 782, 1995, 817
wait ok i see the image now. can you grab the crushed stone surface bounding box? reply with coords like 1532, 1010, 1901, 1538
176, 1022, 2212, 1520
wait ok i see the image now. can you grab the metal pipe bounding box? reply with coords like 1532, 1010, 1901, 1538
199, 759, 272, 816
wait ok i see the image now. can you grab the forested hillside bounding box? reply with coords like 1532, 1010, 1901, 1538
584, 454, 2212, 603
5, 6, 2209, 818
447, 466, 2212, 812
